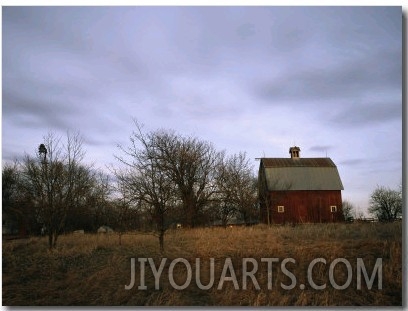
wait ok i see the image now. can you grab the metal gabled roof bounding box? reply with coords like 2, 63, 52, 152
262, 158, 336, 168
260, 158, 344, 191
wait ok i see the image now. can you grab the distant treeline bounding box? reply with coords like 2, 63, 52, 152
3, 122, 401, 251
2, 122, 258, 250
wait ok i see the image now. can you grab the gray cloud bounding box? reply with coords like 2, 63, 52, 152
254, 47, 401, 104
2, 6, 402, 212
3, 88, 75, 129
330, 100, 401, 126
339, 159, 365, 167
308, 145, 333, 153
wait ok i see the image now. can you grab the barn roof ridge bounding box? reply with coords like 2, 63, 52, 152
260, 157, 337, 168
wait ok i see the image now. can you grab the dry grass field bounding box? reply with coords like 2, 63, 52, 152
2, 222, 402, 306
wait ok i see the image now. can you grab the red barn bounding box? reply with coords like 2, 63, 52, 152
259, 146, 344, 224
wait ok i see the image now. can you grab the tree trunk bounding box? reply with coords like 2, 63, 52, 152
242, 211, 249, 225
159, 230, 164, 253
48, 232, 53, 250
48, 230, 58, 250
185, 204, 194, 228
53, 230, 58, 248
183, 194, 197, 228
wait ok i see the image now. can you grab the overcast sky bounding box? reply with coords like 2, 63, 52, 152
2, 6, 402, 213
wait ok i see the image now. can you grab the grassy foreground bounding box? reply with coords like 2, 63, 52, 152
2, 222, 402, 306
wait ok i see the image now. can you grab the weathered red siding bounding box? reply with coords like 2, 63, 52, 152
260, 190, 344, 224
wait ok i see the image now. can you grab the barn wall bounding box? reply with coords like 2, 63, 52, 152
258, 163, 269, 222
261, 190, 344, 224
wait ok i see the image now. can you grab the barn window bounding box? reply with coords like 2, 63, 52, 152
278, 206, 285, 213
330, 205, 337, 213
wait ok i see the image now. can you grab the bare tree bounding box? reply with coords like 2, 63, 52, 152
152, 130, 223, 228
215, 152, 258, 226
85, 171, 112, 231
2, 161, 30, 235
342, 200, 355, 221
2, 162, 20, 210
115, 125, 177, 252
64, 169, 113, 233
21, 132, 90, 249
210, 191, 236, 227
111, 169, 140, 245
369, 185, 402, 222
125, 121, 223, 228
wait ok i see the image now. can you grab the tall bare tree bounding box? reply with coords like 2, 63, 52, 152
123, 121, 223, 228
149, 129, 223, 228
21, 132, 90, 249
115, 125, 178, 252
